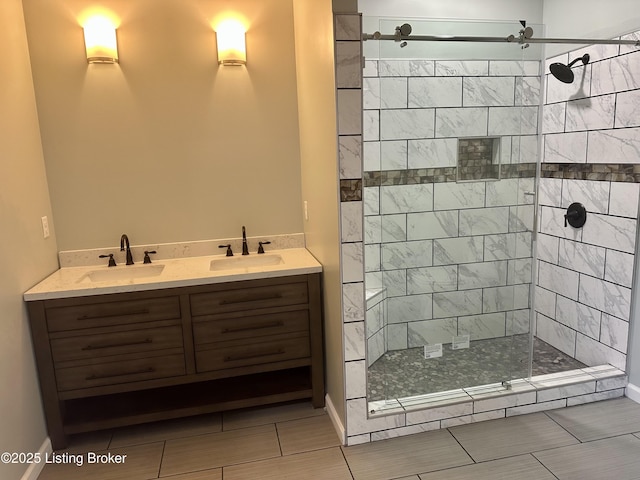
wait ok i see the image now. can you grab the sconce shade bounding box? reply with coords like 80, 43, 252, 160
216, 20, 246, 65
84, 17, 118, 64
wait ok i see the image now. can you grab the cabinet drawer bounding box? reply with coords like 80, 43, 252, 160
50, 326, 184, 364
55, 354, 185, 391
193, 310, 309, 346
46, 297, 181, 332
196, 334, 310, 372
190, 282, 308, 316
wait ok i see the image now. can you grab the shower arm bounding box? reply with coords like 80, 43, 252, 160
362, 32, 640, 47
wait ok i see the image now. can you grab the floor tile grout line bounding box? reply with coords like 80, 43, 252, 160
530, 451, 562, 480
274, 422, 284, 457
156, 440, 167, 479
445, 427, 479, 464
338, 445, 357, 480
542, 410, 584, 443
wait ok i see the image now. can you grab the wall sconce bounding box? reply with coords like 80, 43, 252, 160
83, 16, 118, 64
216, 20, 246, 66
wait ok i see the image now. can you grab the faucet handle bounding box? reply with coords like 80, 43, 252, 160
219, 244, 233, 257
143, 250, 157, 264
257, 241, 271, 254
99, 254, 117, 267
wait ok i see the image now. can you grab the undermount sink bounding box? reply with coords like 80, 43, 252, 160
77, 264, 165, 283
209, 254, 284, 271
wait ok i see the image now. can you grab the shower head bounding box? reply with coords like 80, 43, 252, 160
549, 53, 590, 83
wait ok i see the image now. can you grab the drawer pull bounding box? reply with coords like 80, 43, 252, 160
85, 367, 155, 381
77, 309, 150, 321
81, 338, 153, 351
220, 294, 282, 305
224, 349, 284, 362
221, 321, 284, 334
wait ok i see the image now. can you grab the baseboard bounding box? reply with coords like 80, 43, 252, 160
626, 383, 640, 404
325, 394, 346, 445
20, 437, 51, 480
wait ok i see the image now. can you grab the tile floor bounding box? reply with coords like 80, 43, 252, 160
37, 397, 640, 480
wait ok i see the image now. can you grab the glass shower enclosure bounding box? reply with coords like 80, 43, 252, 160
363, 18, 543, 410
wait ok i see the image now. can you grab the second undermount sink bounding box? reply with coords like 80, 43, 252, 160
77, 264, 165, 283
210, 253, 284, 271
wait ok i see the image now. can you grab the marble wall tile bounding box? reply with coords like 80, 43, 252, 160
378, 59, 434, 77
363, 142, 380, 172
490, 60, 540, 76
408, 77, 462, 108
380, 77, 408, 109
407, 318, 458, 347
544, 131, 587, 163
609, 182, 640, 218
591, 54, 640, 95
407, 210, 458, 241
382, 269, 407, 297
337, 89, 363, 135
485, 179, 519, 207
575, 333, 627, 370
342, 242, 364, 283
366, 301, 383, 336
433, 289, 483, 318
615, 89, 640, 127
484, 232, 532, 261
345, 360, 367, 399
538, 261, 580, 300
600, 313, 629, 353
507, 258, 532, 285
538, 178, 563, 206
363, 110, 379, 141
534, 286, 556, 319
484, 284, 530, 313
566, 388, 625, 407
488, 106, 538, 136
367, 329, 385, 367
581, 213, 636, 254
587, 128, 640, 164
341, 201, 363, 243
339, 135, 363, 179
387, 294, 433, 323
364, 216, 381, 244
573, 44, 620, 63
555, 295, 601, 340
363, 59, 378, 78
370, 422, 442, 441
380, 141, 407, 170
406, 402, 473, 424
364, 244, 380, 273
387, 323, 408, 350
407, 265, 458, 294
508, 205, 535, 233
537, 382, 596, 403
458, 261, 508, 290
407, 138, 458, 169
380, 109, 435, 140
344, 321, 366, 361
473, 392, 537, 414
558, 239, 606, 279
366, 271, 383, 290
596, 376, 628, 392
458, 312, 507, 340
507, 309, 531, 335
382, 240, 432, 270
561, 179, 610, 214
539, 206, 582, 241
381, 214, 407, 243
363, 77, 380, 110
433, 182, 485, 210
459, 207, 510, 236
464, 77, 515, 106
380, 184, 433, 214
536, 233, 560, 264
435, 60, 489, 76
542, 103, 566, 134
604, 249, 634, 288
435, 107, 488, 138
578, 274, 631, 320
433, 236, 484, 266
336, 41, 362, 88
536, 313, 577, 358
440, 409, 505, 427
334, 14, 360, 41
506, 399, 567, 417
509, 135, 539, 164
565, 95, 615, 132
515, 76, 541, 106
344, 282, 365, 323
346, 398, 405, 436
363, 186, 379, 216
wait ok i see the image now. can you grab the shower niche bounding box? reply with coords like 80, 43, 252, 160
457, 137, 501, 181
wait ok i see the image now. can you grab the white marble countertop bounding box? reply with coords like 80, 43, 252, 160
24, 248, 322, 301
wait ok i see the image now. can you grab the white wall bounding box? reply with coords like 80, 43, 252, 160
0, 1, 60, 478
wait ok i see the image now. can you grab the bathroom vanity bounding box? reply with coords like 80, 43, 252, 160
24, 248, 323, 449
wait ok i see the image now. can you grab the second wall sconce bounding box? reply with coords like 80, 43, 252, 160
83, 16, 118, 64
216, 20, 246, 66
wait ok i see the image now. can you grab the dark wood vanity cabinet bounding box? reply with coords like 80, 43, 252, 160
27, 274, 324, 449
